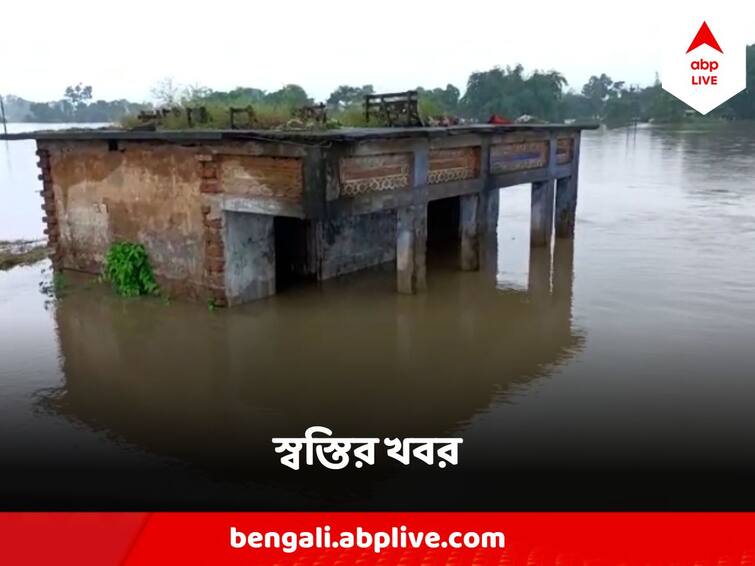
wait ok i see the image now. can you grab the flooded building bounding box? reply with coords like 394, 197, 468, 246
4, 125, 592, 305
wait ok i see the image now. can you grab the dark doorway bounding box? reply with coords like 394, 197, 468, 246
273, 217, 314, 290
426, 196, 460, 267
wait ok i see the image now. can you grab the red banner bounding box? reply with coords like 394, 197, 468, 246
1, 512, 754, 565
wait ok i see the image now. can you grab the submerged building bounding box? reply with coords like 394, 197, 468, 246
3, 124, 593, 305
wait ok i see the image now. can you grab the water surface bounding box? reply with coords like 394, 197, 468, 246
1, 122, 755, 509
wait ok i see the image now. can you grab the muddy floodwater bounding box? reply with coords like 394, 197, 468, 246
2, 122, 755, 510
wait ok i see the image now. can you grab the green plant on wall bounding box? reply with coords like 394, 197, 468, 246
103, 242, 160, 297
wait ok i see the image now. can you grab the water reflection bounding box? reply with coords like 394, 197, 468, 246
37, 237, 583, 491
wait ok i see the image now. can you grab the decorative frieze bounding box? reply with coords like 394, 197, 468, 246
339, 154, 411, 196
490, 141, 549, 174
428, 147, 480, 184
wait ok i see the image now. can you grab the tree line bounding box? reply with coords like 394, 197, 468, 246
2, 83, 147, 123
4, 46, 754, 126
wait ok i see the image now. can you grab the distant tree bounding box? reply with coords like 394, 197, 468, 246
521, 70, 567, 119
28, 102, 56, 122
581, 74, 613, 119
28, 101, 70, 122
27, 96, 147, 123
182, 83, 213, 103
151, 78, 181, 106
647, 84, 686, 123
15, 47, 755, 126
194, 87, 267, 107
461, 65, 565, 121
604, 84, 641, 125
723, 44, 755, 119
461, 66, 522, 119
559, 90, 593, 120
1, 95, 32, 121
63, 83, 93, 107
226, 87, 267, 104
417, 84, 460, 115
265, 84, 311, 108
327, 84, 374, 107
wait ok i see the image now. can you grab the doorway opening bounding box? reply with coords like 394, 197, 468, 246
273, 217, 315, 290
426, 196, 460, 268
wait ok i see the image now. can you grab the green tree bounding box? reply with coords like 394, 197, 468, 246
647, 85, 686, 122
417, 84, 460, 115
327, 84, 374, 107
182, 83, 213, 103
560, 90, 593, 120
63, 83, 93, 107
195, 87, 267, 107
461, 65, 524, 119
723, 44, 755, 119
264, 84, 311, 109
521, 70, 567, 119
581, 74, 613, 119
461, 65, 565, 121
604, 84, 641, 125
150, 78, 180, 106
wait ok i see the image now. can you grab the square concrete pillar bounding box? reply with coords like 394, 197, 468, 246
530, 179, 555, 248
459, 194, 480, 271
224, 212, 276, 304
480, 188, 500, 233
528, 244, 552, 298
396, 204, 427, 294
552, 237, 574, 328
555, 175, 578, 239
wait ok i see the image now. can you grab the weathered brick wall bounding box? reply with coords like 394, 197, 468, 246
37, 148, 62, 271
220, 155, 303, 200
197, 153, 227, 305
40, 141, 208, 298
38, 140, 306, 303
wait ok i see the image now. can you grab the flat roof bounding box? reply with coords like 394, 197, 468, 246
0, 123, 598, 144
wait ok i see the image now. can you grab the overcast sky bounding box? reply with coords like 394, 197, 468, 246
2, 0, 753, 102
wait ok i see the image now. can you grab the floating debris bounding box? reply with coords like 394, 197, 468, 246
0, 239, 48, 271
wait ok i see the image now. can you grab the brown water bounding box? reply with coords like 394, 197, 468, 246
1, 122, 755, 509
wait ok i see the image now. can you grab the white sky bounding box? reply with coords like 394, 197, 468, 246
2, 0, 753, 103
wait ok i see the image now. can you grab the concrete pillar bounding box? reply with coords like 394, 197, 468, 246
224, 212, 276, 304
530, 179, 555, 248
477, 189, 499, 271
459, 194, 480, 271
479, 189, 500, 233
555, 175, 578, 239
552, 237, 574, 328
396, 204, 427, 294
528, 245, 552, 298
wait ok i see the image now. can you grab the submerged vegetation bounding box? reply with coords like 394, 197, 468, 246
0, 240, 48, 271
103, 242, 160, 297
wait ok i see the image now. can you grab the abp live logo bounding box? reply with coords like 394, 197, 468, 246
661, 18, 746, 114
